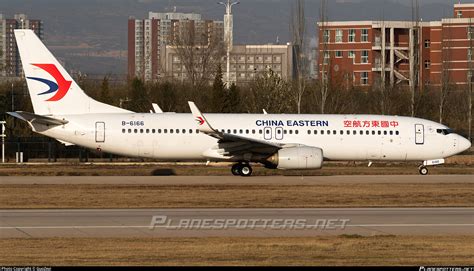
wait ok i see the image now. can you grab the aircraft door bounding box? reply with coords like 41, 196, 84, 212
415, 124, 424, 145
95, 122, 105, 143
264, 127, 272, 140
275, 127, 284, 140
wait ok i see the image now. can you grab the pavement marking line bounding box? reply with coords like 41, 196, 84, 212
1, 224, 474, 230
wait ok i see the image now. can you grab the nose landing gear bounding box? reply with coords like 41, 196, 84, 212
231, 163, 253, 177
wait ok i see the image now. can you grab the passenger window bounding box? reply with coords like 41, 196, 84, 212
307, 130, 311, 135
266, 129, 270, 134
252, 130, 256, 134
259, 130, 263, 134
146, 129, 150, 134
239, 129, 243, 134
295, 130, 299, 135
284, 130, 288, 134
189, 129, 193, 134
164, 129, 168, 133
152, 129, 156, 133
366, 130, 369, 135
384, 131, 387, 135
390, 131, 393, 135
360, 130, 363, 135
183, 129, 186, 134
170, 129, 173, 134
196, 129, 200, 134
378, 131, 381, 135
372, 131, 375, 135
122, 129, 125, 133
353, 130, 357, 135
314, 130, 318, 135
140, 129, 144, 133
333, 130, 337, 135
327, 130, 331, 135
278, 129, 282, 134
128, 129, 132, 133
289, 130, 293, 135
321, 130, 325, 135
346, 130, 350, 135
233, 129, 237, 134
396, 131, 399, 135
246, 129, 249, 134
134, 129, 138, 134
340, 130, 344, 135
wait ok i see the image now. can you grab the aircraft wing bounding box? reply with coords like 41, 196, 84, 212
188, 102, 282, 158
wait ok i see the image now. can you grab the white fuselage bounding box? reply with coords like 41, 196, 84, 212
37, 113, 467, 162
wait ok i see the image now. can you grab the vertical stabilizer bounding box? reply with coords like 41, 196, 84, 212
14, 29, 131, 115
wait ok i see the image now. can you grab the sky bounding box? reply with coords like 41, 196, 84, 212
1, 0, 474, 74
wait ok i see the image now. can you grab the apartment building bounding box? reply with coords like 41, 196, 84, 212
317, 3, 474, 89
0, 14, 43, 78
128, 12, 223, 81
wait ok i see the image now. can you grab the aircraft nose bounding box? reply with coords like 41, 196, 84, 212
458, 136, 471, 153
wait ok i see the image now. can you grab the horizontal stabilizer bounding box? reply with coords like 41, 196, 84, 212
7, 111, 68, 126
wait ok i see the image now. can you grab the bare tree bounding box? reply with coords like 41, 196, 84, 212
317, 0, 330, 114
291, 0, 308, 114
171, 21, 225, 88
411, 0, 420, 117
468, 18, 473, 141
440, 23, 453, 124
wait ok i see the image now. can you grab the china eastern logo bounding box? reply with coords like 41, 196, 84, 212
27, 64, 72, 101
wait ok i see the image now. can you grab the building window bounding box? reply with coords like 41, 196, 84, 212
323, 51, 330, 64
348, 51, 355, 64
361, 29, 369, 42
457, 10, 463, 18
323, 29, 330, 43
468, 26, 474, 40
424, 60, 431, 69
361, 50, 369, 64
424, 39, 431, 48
348, 29, 356, 42
335, 51, 343, 58
336, 29, 343, 43
361, 72, 369, 85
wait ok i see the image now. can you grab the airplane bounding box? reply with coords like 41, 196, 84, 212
8, 30, 471, 176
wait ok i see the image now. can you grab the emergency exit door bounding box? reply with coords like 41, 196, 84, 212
415, 124, 424, 145
95, 122, 105, 143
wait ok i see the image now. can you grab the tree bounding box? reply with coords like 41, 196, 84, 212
210, 65, 226, 112
99, 76, 113, 105
224, 83, 241, 113
128, 77, 148, 112
317, 0, 330, 114
171, 21, 225, 88
244, 69, 292, 113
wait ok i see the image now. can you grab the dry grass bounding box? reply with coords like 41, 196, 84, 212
0, 162, 473, 176
1, 183, 473, 208
1, 236, 473, 266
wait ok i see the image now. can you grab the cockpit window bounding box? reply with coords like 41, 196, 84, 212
436, 129, 454, 135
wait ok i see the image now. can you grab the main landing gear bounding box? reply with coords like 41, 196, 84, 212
231, 163, 253, 177
419, 166, 429, 176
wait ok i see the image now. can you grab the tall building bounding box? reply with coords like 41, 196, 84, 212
317, 3, 474, 89
0, 14, 43, 78
128, 12, 224, 81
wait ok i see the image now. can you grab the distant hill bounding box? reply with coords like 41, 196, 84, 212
0, 0, 465, 74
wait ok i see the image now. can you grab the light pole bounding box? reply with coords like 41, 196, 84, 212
218, 0, 239, 87
1, 121, 6, 163
11, 83, 14, 112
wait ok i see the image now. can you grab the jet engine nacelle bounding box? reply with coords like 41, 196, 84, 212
267, 146, 323, 170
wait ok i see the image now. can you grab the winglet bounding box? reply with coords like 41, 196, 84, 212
188, 101, 215, 134
152, 103, 163, 113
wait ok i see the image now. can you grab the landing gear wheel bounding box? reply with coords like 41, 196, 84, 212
419, 166, 428, 175
239, 164, 253, 177
231, 164, 241, 176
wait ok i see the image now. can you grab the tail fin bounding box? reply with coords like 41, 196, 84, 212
14, 29, 131, 115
